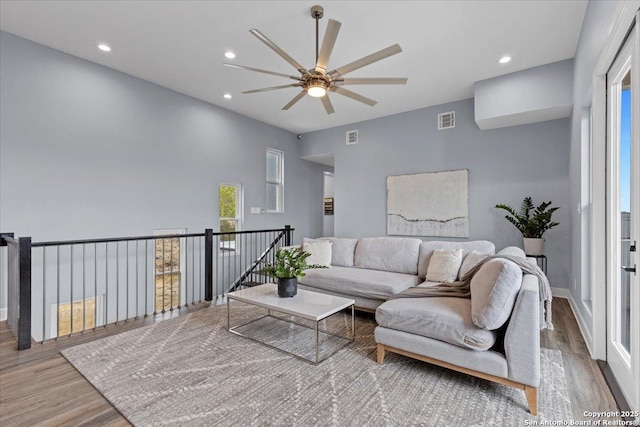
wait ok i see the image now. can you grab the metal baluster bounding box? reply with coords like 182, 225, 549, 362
116, 242, 119, 324
215, 235, 219, 303
162, 238, 166, 313
82, 244, 86, 333
184, 237, 189, 307
152, 239, 157, 316
42, 247, 46, 343
94, 243, 97, 330
105, 242, 108, 327
126, 241, 129, 321
191, 237, 195, 305
170, 237, 174, 311
135, 240, 139, 319
70, 245, 73, 337
56, 246, 60, 339
199, 237, 202, 303
145, 239, 149, 317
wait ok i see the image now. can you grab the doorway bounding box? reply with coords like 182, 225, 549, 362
323, 171, 334, 237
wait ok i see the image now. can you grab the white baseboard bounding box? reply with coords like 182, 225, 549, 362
0, 307, 6, 321
551, 287, 570, 299
551, 288, 595, 358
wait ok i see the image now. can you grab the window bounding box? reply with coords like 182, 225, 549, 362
51, 295, 104, 338
154, 230, 184, 312
266, 148, 283, 213
219, 183, 242, 252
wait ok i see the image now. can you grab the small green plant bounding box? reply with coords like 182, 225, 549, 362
262, 247, 327, 279
495, 197, 560, 238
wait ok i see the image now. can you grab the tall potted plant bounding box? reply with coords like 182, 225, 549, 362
495, 197, 560, 255
262, 247, 326, 297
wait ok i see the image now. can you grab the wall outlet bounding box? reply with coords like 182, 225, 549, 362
250, 207, 262, 214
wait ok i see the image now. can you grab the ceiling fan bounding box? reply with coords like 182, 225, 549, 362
224, 5, 408, 114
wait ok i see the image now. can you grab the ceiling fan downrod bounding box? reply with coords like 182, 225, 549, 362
311, 5, 324, 65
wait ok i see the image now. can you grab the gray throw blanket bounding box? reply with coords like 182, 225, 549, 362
389, 255, 553, 330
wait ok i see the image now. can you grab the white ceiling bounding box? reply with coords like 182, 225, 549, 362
0, 1, 587, 134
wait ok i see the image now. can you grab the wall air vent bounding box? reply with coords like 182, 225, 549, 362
346, 130, 358, 145
438, 111, 455, 130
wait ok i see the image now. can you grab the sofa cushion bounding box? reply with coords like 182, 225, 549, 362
471, 259, 523, 330
299, 266, 421, 300
459, 250, 491, 279
376, 298, 497, 351
317, 237, 358, 267
425, 249, 463, 283
354, 237, 421, 274
497, 246, 527, 259
302, 240, 332, 268
418, 240, 495, 279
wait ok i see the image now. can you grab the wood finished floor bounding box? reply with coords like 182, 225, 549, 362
0, 298, 618, 426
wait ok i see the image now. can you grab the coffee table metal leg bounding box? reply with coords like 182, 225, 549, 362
351, 304, 355, 341
315, 321, 319, 364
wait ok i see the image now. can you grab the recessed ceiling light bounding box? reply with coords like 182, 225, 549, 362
97, 43, 112, 52
223, 93, 232, 99
499, 56, 511, 64
224, 51, 236, 59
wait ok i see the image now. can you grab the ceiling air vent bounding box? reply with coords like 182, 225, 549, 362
438, 111, 455, 130
346, 130, 358, 145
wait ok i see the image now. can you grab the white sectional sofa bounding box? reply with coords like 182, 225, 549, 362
298, 237, 495, 311
297, 236, 541, 414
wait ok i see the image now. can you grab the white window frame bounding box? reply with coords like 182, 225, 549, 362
219, 182, 243, 254
266, 148, 284, 213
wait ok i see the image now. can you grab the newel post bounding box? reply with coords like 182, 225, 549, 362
284, 225, 292, 246
18, 237, 32, 350
204, 228, 213, 302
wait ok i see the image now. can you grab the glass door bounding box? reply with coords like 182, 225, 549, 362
606, 20, 639, 414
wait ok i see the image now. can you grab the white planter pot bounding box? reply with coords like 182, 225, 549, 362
523, 238, 545, 256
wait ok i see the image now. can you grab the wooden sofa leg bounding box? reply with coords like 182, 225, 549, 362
525, 386, 538, 416
377, 344, 386, 364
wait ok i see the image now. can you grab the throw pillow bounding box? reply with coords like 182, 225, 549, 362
425, 249, 463, 283
302, 240, 332, 268
317, 237, 358, 267
459, 251, 490, 280
470, 259, 523, 330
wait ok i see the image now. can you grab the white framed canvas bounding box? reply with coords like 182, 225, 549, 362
387, 169, 469, 237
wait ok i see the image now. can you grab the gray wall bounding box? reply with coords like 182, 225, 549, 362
569, 0, 622, 331
474, 59, 573, 130
0, 31, 326, 314
0, 31, 325, 241
300, 98, 571, 288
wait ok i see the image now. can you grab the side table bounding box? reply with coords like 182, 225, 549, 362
529, 255, 547, 275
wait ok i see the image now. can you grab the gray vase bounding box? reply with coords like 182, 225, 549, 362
278, 277, 297, 297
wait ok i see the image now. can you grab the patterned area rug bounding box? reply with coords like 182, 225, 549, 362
62, 303, 572, 426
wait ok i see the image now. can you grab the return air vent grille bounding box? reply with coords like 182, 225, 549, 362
438, 111, 455, 130
346, 130, 358, 145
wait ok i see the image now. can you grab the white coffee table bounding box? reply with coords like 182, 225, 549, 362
226, 283, 355, 364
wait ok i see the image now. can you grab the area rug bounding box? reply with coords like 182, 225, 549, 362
62, 303, 572, 426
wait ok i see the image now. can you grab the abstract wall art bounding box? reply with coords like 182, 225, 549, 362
387, 169, 469, 237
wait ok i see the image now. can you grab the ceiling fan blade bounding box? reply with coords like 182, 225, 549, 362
243, 84, 301, 94
315, 19, 341, 75
328, 44, 403, 79
338, 77, 408, 85
250, 29, 309, 75
282, 91, 307, 110
224, 63, 301, 81
320, 94, 335, 115
331, 87, 377, 106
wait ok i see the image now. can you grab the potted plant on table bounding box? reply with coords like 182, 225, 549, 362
262, 247, 327, 297
495, 196, 560, 256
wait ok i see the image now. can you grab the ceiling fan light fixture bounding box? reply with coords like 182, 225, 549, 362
307, 83, 327, 97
